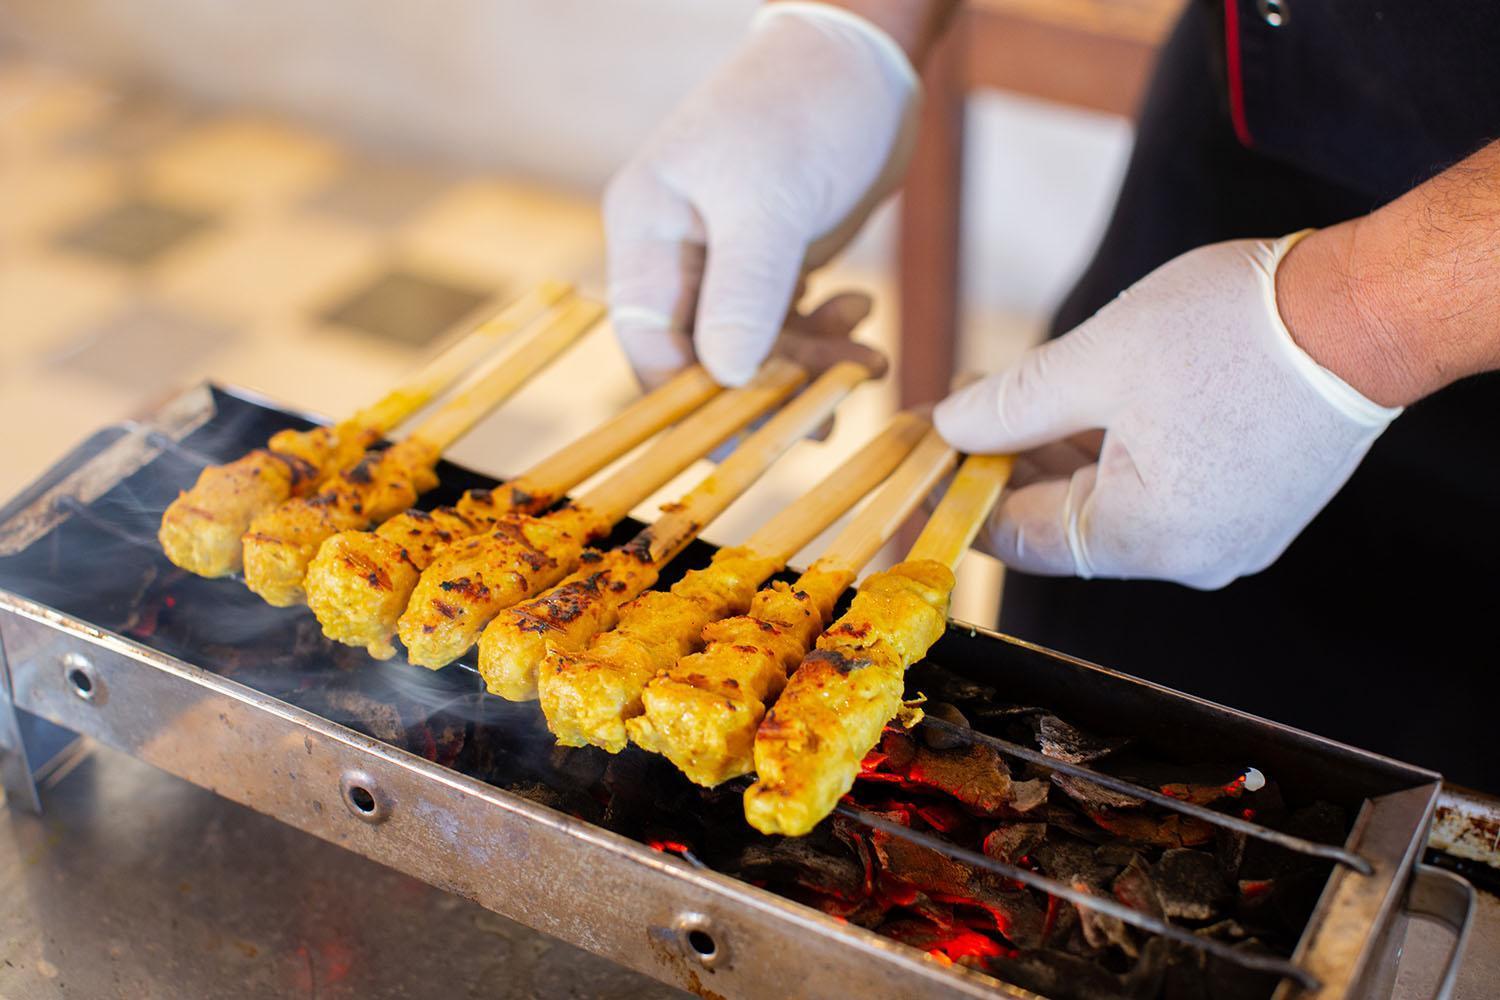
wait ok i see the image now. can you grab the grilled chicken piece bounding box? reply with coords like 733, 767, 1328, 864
538, 546, 779, 751
397, 505, 603, 667
743, 559, 954, 836
158, 422, 377, 577
304, 488, 545, 659
477, 545, 661, 700
626, 564, 851, 785
242, 440, 440, 607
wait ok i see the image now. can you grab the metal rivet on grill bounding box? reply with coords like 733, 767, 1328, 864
61, 652, 104, 704
339, 770, 390, 824
1257, 0, 1287, 26
673, 912, 726, 970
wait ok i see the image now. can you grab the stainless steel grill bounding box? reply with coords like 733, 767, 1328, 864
0, 384, 1478, 999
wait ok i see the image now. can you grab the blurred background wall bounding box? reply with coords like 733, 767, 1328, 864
1, 0, 1131, 329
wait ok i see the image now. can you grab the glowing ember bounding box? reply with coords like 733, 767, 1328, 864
927, 929, 1005, 964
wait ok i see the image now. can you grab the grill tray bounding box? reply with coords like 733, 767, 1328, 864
0, 384, 1469, 999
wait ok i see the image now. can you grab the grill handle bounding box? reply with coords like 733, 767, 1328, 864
1403, 863, 1475, 1000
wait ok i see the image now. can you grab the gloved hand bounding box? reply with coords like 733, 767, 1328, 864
934, 235, 1402, 590
604, 2, 919, 388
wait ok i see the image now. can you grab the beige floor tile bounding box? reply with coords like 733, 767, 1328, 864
0, 154, 122, 244
0, 249, 131, 368
43, 300, 240, 399
149, 211, 382, 327
399, 178, 602, 291
141, 116, 345, 214
0, 61, 117, 155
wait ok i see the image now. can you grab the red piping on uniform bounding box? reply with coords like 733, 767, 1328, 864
1223, 0, 1254, 146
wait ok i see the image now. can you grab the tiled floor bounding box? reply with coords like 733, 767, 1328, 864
0, 52, 1009, 625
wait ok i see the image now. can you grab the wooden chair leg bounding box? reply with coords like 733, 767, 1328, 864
897, 14, 966, 411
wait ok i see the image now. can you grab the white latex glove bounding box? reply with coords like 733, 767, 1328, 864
604, 2, 919, 388
934, 235, 1402, 590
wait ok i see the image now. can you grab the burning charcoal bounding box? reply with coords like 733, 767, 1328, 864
983, 823, 1046, 865
1074, 879, 1137, 957
877, 727, 918, 770
1053, 772, 1145, 811
730, 838, 868, 900
906, 662, 997, 705
1153, 849, 1230, 921
1043, 804, 1114, 845
1036, 714, 1128, 763
1086, 810, 1217, 848
1034, 838, 1112, 887
1111, 855, 1165, 919
880, 919, 1005, 968
1216, 829, 1248, 881
968, 888, 1047, 950
872, 828, 975, 898
1095, 843, 1143, 870
1006, 778, 1050, 814
921, 702, 971, 749
912, 743, 1014, 814
991, 948, 1131, 1000
1119, 936, 1173, 999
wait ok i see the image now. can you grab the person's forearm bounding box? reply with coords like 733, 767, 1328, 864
767, 0, 960, 65
1278, 139, 1500, 407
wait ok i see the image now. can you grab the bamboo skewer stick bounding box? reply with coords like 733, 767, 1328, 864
305, 365, 722, 659
397, 359, 809, 669
744, 452, 1014, 836
241, 299, 602, 607
157, 281, 571, 578
351, 280, 574, 433
539, 411, 930, 752
479, 360, 873, 703
628, 428, 958, 784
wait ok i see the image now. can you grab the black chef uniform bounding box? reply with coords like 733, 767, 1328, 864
998, 0, 1500, 791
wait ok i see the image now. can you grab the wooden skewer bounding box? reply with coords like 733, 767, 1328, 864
814, 428, 959, 574
632, 359, 872, 566
241, 299, 602, 607
743, 451, 1014, 836
627, 427, 956, 785
539, 410, 930, 751
478, 360, 873, 702
157, 281, 570, 578
305, 365, 722, 659
572, 357, 811, 528
402, 297, 603, 453
905, 453, 1014, 568
505, 364, 722, 505
396, 359, 810, 669
350, 280, 574, 434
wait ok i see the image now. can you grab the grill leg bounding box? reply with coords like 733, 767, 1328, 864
0, 628, 81, 814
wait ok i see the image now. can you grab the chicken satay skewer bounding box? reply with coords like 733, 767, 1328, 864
540, 411, 930, 751
628, 428, 957, 783
158, 281, 571, 577
305, 365, 721, 659
397, 359, 810, 668
481, 360, 872, 702
242, 297, 602, 606
744, 452, 1013, 836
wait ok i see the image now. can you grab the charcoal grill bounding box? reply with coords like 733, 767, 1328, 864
0, 384, 1478, 999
